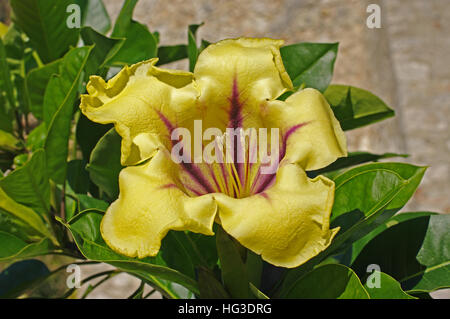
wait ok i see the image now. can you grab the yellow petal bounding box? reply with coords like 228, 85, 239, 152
266, 88, 347, 170
214, 163, 339, 268
101, 148, 217, 258
80, 58, 200, 166
0, 22, 8, 38
194, 38, 293, 131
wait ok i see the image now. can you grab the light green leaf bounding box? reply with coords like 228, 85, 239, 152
324, 85, 395, 130
282, 264, 369, 299
26, 59, 61, 119
0, 233, 55, 262
0, 129, 21, 152
44, 46, 93, 184
328, 163, 426, 255
364, 271, 416, 299
280, 42, 338, 92
10, 0, 79, 63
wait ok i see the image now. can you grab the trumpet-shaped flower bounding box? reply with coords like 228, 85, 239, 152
80, 38, 347, 268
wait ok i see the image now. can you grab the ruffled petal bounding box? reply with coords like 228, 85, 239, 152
101, 148, 217, 258
194, 38, 293, 131
214, 163, 339, 268
265, 88, 347, 171
80, 58, 200, 166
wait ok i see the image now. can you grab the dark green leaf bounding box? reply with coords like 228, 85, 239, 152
216, 226, 249, 298
0, 38, 16, 111
156, 44, 188, 66
351, 213, 450, 293
76, 114, 112, 161
10, 0, 79, 63
280, 42, 338, 92
308, 151, 408, 178
107, 0, 157, 66
86, 128, 123, 199
44, 46, 93, 184
324, 85, 395, 130
197, 267, 229, 299
282, 264, 369, 299
0, 259, 50, 298
188, 23, 203, 72
67, 159, 90, 194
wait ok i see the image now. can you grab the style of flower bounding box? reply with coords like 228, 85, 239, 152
80, 38, 347, 268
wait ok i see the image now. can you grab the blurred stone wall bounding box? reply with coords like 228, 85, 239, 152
104, 0, 449, 214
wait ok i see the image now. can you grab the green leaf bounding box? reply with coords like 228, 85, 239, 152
0, 149, 51, 218
25, 123, 47, 152
328, 163, 426, 255
216, 226, 249, 298
308, 151, 408, 178
197, 267, 230, 299
0, 38, 16, 113
0, 129, 21, 152
280, 42, 338, 92
282, 264, 369, 299
0, 259, 50, 298
107, 0, 157, 66
324, 85, 395, 130
76, 0, 111, 34
364, 271, 416, 299
351, 213, 450, 293
0, 233, 55, 262
62, 210, 199, 296
0, 187, 52, 239
10, 0, 79, 63
2, 23, 26, 60
44, 46, 93, 184
188, 23, 203, 72
26, 59, 61, 119
156, 44, 188, 66
249, 283, 269, 299
86, 128, 123, 199
80, 26, 124, 77
76, 114, 112, 161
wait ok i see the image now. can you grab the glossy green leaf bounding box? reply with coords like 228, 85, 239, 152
364, 271, 416, 299
325, 85, 395, 130
0, 259, 50, 298
86, 128, 123, 199
62, 210, 199, 296
308, 151, 408, 178
328, 163, 426, 255
156, 44, 188, 66
282, 264, 369, 299
0, 149, 51, 218
188, 23, 203, 72
10, 0, 79, 63
26, 59, 61, 119
107, 0, 157, 66
76, 0, 111, 34
44, 46, 93, 184
280, 42, 338, 92
351, 213, 450, 293
216, 226, 249, 298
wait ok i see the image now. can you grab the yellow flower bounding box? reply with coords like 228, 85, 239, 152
80, 38, 347, 268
